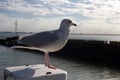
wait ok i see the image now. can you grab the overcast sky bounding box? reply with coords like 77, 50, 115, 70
0, 0, 120, 34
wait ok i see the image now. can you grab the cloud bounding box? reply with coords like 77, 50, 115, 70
0, 0, 50, 15
83, 0, 120, 19
40, 0, 70, 5
0, 0, 120, 34
72, 19, 120, 34
0, 14, 14, 31
0, 14, 76, 32
0, 13, 120, 34
0, 0, 120, 20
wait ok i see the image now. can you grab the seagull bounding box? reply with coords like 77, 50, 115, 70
15, 19, 77, 69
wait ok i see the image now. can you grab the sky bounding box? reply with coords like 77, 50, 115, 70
0, 0, 120, 34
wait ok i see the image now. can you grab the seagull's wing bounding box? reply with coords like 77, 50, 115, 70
18, 30, 59, 47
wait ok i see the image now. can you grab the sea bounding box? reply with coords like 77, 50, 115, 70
1, 32, 120, 80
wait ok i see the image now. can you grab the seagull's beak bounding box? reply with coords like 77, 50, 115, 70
71, 23, 77, 26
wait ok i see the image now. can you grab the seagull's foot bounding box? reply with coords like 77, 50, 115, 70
48, 65, 57, 69
45, 64, 47, 66
45, 64, 57, 69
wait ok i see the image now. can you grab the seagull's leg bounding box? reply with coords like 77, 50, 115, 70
47, 53, 57, 69
45, 53, 48, 66
45, 52, 56, 69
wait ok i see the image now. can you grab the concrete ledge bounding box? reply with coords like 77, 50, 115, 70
4, 64, 67, 80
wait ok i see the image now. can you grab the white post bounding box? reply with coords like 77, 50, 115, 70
4, 64, 67, 80
15, 20, 18, 36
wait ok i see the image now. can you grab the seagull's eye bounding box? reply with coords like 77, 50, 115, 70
69, 20, 72, 23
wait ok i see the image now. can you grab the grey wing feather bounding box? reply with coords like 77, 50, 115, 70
19, 31, 59, 47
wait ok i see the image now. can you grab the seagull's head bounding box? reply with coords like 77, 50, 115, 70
60, 19, 77, 29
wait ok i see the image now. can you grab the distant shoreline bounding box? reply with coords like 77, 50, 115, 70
1, 31, 120, 36
1, 32, 120, 41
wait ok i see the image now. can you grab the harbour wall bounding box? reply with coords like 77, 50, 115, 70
53, 39, 120, 66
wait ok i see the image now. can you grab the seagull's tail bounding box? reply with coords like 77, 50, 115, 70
10, 45, 39, 51
10, 45, 29, 49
